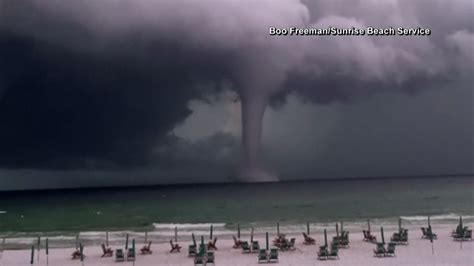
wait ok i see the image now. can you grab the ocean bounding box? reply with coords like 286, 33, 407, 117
0, 176, 472, 248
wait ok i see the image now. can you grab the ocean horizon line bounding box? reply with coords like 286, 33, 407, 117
1, 173, 472, 194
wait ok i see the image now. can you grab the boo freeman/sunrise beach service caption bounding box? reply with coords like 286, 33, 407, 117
269, 26, 431, 36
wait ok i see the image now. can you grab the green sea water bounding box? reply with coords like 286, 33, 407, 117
1, 176, 472, 233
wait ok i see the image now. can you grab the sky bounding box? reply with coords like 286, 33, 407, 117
0, 0, 472, 190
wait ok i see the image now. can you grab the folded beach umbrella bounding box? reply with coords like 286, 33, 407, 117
192, 233, 196, 246
132, 239, 135, 252
1, 237, 5, 260
30, 245, 34, 265
174, 227, 178, 242
324, 229, 327, 247
367, 219, 371, 232
37, 236, 40, 261
428, 216, 431, 227
46, 238, 49, 266
307, 222, 310, 235
237, 224, 241, 239
459, 216, 463, 230
277, 222, 280, 236
380, 227, 385, 244
398, 218, 402, 232
251, 227, 254, 243
125, 234, 129, 250
210, 225, 213, 240
75, 233, 79, 251
336, 223, 339, 237
341, 221, 344, 232
144, 231, 148, 244
266, 232, 269, 250
201, 235, 204, 246
79, 243, 84, 264
106, 232, 109, 247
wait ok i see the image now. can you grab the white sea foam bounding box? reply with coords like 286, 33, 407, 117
400, 213, 474, 221
0, 211, 6, 214
152, 223, 226, 230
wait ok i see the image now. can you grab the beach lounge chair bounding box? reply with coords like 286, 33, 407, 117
101, 244, 113, 257
302, 233, 315, 245
206, 251, 215, 266
71, 250, 81, 260
233, 236, 242, 248
373, 243, 385, 257
251, 241, 260, 253
385, 242, 396, 257
269, 248, 279, 263
169, 240, 181, 253
363, 230, 377, 243
279, 238, 290, 251
338, 232, 349, 248
463, 230, 472, 240
188, 245, 197, 257
422, 227, 437, 240
126, 248, 135, 261
208, 237, 218, 251
391, 230, 408, 245
328, 246, 339, 260
115, 249, 125, 262
242, 241, 251, 253
194, 254, 204, 266
141, 241, 153, 254
288, 238, 296, 251
258, 249, 268, 263
317, 246, 328, 260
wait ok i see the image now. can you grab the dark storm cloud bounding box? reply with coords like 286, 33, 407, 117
0, 0, 472, 172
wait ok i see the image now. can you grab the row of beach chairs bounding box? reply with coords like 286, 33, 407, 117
317, 244, 339, 260
373, 242, 396, 257
452, 225, 472, 241
258, 248, 279, 263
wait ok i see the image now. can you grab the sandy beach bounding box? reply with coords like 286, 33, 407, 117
1, 224, 472, 266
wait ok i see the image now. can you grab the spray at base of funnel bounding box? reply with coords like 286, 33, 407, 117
239, 92, 279, 182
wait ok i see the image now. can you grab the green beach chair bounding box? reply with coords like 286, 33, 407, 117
288, 238, 296, 251
126, 248, 135, 261
188, 245, 197, 257
373, 243, 385, 257
206, 251, 215, 266
242, 241, 251, 253
317, 246, 328, 260
252, 241, 260, 253
328, 246, 339, 260
258, 249, 268, 263
269, 248, 279, 263
385, 242, 396, 257
115, 248, 125, 262
194, 254, 204, 266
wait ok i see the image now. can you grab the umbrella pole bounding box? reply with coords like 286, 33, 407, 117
175, 227, 178, 243
46, 238, 49, 266
251, 227, 254, 243
37, 236, 40, 261
30, 245, 34, 265
307, 222, 310, 235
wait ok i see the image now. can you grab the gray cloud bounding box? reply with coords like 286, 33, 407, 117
0, 0, 472, 187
